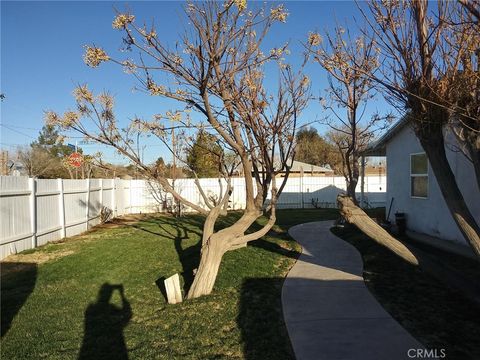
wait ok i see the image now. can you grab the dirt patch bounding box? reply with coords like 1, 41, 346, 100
97, 213, 165, 229
2, 249, 75, 269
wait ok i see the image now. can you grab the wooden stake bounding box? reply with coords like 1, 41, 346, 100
164, 273, 183, 304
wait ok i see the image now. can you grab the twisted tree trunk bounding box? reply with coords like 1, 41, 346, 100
187, 232, 228, 299
186, 208, 274, 299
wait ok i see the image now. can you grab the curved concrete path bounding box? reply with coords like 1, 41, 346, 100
282, 221, 421, 360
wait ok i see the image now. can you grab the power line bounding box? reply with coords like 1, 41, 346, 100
0, 123, 42, 131
0, 142, 23, 148
0, 124, 36, 139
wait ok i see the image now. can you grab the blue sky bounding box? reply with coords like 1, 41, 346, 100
1, 1, 393, 165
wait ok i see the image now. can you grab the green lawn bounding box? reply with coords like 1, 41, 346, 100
332, 225, 480, 360
1, 209, 334, 360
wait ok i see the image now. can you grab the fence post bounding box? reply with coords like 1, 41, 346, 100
112, 179, 117, 217
85, 178, 90, 230
28, 178, 37, 249
99, 178, 103, 210
129, 179, 133, 214
58, 178, 66, 239
300, 170, 304, 209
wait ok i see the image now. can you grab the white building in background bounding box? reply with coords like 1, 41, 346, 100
366, 117, 480, 248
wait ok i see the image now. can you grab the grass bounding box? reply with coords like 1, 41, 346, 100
332, 224, 480, 360
1, 209, 332, 360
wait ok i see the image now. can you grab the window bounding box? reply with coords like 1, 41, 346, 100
410, 153, 428, 198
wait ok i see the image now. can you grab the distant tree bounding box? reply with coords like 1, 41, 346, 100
93, 160, 142, 179
186, 131, 223, 178
295, 127, 341, 172
31, 125, 72, 158
16, 146, 57, 178
153, 157, 185, 179
26, 125, 76, 178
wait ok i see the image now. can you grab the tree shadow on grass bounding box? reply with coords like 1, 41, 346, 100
138, 213, 305, 296
237, 277, 295, 360
248, 239, 300, 261
1, 262, 37, 337
130, 216, 203, 295
78, 283, 132, 360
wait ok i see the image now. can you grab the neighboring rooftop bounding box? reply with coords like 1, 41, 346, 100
234, 159, 334, 175
289, 160, 334, 174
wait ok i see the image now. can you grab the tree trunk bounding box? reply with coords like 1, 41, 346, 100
187, 233, 227, 299
420, 138, 480, 257
338, 195, 419, 265
343, 149, 359, 204
186, 207, 269, 299
466, 141, 480, 193
347, 178, 358, 204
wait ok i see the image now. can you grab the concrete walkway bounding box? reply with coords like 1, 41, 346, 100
282, 221, 421, 360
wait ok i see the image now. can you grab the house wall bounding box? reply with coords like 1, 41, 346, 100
385, 125, 480, 246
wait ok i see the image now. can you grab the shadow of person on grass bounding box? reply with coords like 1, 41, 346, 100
1, 262, 37, 337
78, 283, 132, 360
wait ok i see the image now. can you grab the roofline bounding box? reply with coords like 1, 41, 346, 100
291, 160, 334, 173
362, 115, 411, 156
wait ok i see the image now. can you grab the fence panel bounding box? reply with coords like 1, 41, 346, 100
88, 179, 102, 228
114, 179, 126, 216
36, 179, 61, 246
63, 180, 89, 237
0, 176, 32, 258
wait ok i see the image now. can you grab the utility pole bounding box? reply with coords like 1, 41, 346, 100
0, 150, 8, 175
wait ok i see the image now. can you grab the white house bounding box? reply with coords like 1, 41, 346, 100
365, 117, 480, 248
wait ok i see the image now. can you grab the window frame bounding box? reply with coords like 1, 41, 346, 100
410, 152, 428, 199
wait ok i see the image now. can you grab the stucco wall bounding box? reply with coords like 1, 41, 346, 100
385, 125, 480, 246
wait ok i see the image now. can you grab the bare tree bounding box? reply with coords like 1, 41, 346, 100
358, 0, 480, 256
306, 27, 389, 203
47, 1, 309, 298
16, 146, 58, 178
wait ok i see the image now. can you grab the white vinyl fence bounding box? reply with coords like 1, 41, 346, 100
0, 175, 386, 260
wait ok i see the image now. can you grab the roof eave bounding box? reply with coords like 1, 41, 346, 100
362, 115, 411, 157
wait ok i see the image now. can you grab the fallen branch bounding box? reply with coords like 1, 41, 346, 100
337, 194, 419, 265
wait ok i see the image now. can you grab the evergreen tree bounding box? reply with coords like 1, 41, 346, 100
31, 125, 73, 158
28, 125, 74, 178
186, 131, 223, 178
